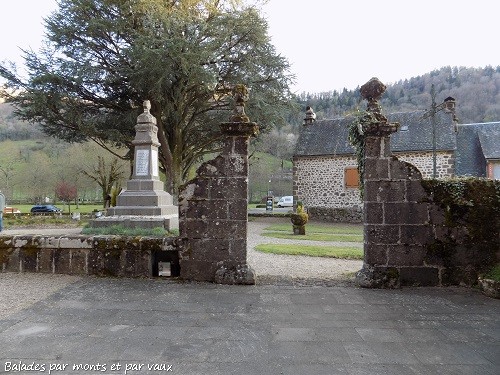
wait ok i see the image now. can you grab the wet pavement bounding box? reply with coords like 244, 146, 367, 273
0, 275, 498, 375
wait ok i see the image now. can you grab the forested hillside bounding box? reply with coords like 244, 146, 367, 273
295, 66, 500, 125
0, 102, 44, 141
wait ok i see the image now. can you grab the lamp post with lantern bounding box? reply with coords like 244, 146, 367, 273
421, 84, 457, 178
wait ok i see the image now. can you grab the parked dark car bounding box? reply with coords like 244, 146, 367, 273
30, 205, 62, 214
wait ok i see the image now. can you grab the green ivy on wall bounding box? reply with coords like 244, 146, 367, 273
348, 111, 378, 198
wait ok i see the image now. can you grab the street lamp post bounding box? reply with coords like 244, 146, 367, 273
422, 84, 457, 178
431, 85, 438, 178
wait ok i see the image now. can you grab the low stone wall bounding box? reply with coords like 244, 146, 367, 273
360, 169, 500, 288
307, 206, 363, 223
0, 235, 180, 278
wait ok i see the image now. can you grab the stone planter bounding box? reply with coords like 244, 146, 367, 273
290, 212, 308, 235
478, 278, 500, 299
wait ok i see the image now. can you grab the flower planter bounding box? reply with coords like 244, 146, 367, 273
290, 212, 308, 236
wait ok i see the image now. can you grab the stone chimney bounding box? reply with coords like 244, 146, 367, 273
303, 106, 316, 126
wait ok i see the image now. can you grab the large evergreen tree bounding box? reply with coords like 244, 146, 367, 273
0, 0, 294, 193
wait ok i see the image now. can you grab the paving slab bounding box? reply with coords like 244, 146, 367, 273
0, 275, 499, 375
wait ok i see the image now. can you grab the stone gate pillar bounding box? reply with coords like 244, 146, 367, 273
355, 78, 401, 287
178, 85, 258, 284
355, 78, 437, 288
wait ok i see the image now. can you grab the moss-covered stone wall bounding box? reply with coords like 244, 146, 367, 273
358, 145, 500, 288
0, 234, 179, 278
422, 178, 500, 285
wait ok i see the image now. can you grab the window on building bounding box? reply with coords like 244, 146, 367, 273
345, 167, 360, 188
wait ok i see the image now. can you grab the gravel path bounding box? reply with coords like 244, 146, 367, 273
0, 273, 81, 319
0, 227, 83, 236
247, 217, 363, 285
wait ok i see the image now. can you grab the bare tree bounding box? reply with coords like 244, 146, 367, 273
81, 156, 125, 208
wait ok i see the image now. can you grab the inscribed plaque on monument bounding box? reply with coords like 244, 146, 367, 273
152, 149, 158, 176
136, 150, 149, 176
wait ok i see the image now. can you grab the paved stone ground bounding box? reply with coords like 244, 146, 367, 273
0, 276, 498, 375
0, 220, 499, 374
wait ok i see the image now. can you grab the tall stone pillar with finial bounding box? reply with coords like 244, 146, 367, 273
355, 78, 438, 288
178, 84, 258, 284
96, 100, 178, 230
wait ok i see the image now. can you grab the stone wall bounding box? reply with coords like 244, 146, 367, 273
396, 150, 455, 179
293, 155, 362, 209
359, 151, 499, 287
0, 234, 179, 277
307, 206, 363, 223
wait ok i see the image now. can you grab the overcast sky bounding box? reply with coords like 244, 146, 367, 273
1, 0, 498, 93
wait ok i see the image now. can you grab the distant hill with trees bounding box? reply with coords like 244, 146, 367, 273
0, 102, 44, 141
295, 66, 500, 125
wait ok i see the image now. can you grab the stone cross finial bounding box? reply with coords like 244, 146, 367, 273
143, 100, 151, 113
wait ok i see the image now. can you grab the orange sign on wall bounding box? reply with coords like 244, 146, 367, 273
487, 162, 493, 179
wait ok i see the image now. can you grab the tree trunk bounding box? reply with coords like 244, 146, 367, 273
154, 106, 175, 194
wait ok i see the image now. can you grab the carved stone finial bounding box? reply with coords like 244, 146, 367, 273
136, 99, 157, 126
358, 78, 399, 136
360, 77, 387, 120
230, 84, 250, 123
360, 77, 386, 101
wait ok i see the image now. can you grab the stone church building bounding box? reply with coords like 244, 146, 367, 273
293, 110, 500, 222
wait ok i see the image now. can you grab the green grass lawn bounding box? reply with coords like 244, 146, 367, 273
255, 244, 363, 259
264, 222, 362, 235
3, 214, 85, 227
262, 222, 363, 243
256, 220, 364, 259
261, 231, 363, 242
